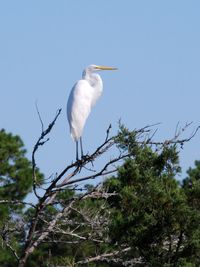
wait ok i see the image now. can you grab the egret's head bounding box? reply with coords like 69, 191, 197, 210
82, 64, 117, 79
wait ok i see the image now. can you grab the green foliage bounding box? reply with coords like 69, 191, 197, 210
0, 129, 43, 266
181, 161, 200, 265
183, 160, 200, 209
104, 128, 200, 266
0, 129, 43, 214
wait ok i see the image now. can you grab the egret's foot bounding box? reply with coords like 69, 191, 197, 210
76, 158, 82, 164
75, 154, 90, 169
81, 153, 90, 161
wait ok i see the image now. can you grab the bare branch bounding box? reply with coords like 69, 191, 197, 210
136, 124, 200, 148
55, 154, 127, 189
76, 247, 132, 265
32, 108, 62, 198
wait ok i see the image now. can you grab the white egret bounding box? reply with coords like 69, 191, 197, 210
67, 64, 117, 160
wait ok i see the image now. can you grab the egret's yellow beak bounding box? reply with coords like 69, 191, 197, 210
95, 65, 118, 71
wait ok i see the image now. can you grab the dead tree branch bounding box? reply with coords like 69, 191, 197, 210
76, 247, 136, 265
32, 108, 62, 198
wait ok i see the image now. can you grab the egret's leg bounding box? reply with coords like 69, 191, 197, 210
76, 140, 79, 161
80, 137, 84, 158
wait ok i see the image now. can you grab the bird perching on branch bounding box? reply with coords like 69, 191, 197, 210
67, 64, 117, 161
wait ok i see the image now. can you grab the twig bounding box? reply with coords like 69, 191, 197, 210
35, 100, 44, 132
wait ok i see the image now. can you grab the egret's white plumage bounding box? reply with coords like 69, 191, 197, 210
67, 64, 117, 160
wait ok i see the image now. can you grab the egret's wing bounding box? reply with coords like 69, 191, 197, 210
67, 80, 93, 141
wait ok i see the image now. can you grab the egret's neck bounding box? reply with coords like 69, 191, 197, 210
82, 69, 103, 106
82, 70, 103, 90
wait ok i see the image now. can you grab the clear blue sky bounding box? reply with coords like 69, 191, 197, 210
1, 1, 200, 180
